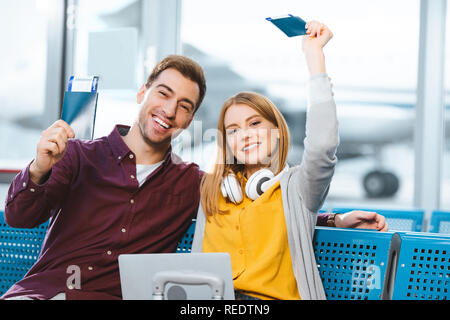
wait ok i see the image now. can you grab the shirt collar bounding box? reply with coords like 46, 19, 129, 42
107, 125, 173, 166
107, 125, 132, 163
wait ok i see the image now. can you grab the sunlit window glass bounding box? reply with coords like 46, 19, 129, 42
181, 0, 419, 208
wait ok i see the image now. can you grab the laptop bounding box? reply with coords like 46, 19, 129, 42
118, 253, 235, 300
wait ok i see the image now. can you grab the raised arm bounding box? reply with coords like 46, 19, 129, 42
295, 21, 339, 213
4, 120, 75, 228
303, 21, 333, 75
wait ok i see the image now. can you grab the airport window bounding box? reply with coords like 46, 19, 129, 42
0, 0, 180, 208
0, 0, 51, 201
0, 1, 49, 162
442, 3, 450, 210
67, 0, 182, 139
4, 0, 444, 214
180, 0, 420, 208
68, 0, 144, 139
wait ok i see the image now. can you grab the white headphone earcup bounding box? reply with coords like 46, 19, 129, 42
221, 174, 243, 204
220, 181, 228, 199
245, 169, 275, 201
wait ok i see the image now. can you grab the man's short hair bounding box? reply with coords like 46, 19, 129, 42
146, 55, 206, 112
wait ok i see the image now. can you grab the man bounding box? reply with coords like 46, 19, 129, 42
2, 55, 386, 300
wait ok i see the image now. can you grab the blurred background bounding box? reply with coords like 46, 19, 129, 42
1, 0, 449, 226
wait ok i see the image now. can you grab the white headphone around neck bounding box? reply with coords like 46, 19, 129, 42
220, 165, 289, 204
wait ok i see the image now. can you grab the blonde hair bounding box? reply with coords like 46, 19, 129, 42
200, 91, 290, 216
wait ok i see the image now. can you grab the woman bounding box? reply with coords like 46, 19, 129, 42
192, 21, 379, 300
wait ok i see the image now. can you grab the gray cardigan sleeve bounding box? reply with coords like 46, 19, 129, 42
279, 73, 338, 300
292, 73, 339, 213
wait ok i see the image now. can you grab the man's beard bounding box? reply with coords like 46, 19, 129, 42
138, 112, 186, 149
138, 117, 172, 148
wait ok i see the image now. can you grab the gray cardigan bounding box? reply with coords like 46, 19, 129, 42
192, 73, 339, 300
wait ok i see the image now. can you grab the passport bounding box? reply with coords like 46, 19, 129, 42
266, 14, 307, 37
61, 91, 98, 140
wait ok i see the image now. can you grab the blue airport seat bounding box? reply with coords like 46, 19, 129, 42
175, 219, 196, 253
313, 227, 397, 300
429, 211, 450, 234
331, 207, 424, 232
391, 232, 450, 300
0, 212, 48, 296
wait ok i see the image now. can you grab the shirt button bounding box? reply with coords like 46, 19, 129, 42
118, 156, 122, 160
129, 154, 134, 159
88, 266, 94, 271
30, 188, 35, 193
22, 182, 26, 187
130, 175, 135, 179
68, 285, 74, 290
121, 228, 126, 233
107, 250, 112, 255
130, 199, 135, 204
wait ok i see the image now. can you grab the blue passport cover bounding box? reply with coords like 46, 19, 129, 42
266, 15, 307, 37
61, 91, 98, 140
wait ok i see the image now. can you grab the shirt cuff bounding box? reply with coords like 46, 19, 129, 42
307, 73, 334, 107
316, 213, 330, 227
6, 161, 46, 205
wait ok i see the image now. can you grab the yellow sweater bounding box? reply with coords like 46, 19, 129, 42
202, 178, 300, 300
